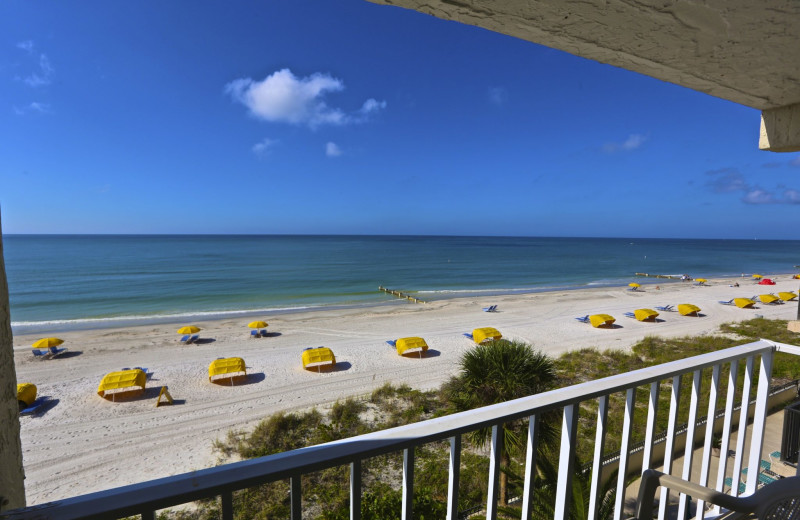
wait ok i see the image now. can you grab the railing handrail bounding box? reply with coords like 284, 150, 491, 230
4, 339, 795, 520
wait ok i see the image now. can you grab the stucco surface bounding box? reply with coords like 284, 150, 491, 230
369, 0, 800, 111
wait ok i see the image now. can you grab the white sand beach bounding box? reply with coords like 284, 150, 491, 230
13, 276, 800, 505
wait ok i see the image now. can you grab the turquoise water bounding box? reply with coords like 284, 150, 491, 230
4, 234, 799, 333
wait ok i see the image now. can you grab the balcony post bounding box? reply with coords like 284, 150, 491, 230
485, 425, 501, 520
696, 364, 720, 518
521, 415, 540, 520
588, 396, 608, 520
290, 476, 301, 520
554, 404, 579, 520
350, 460, 361, 520
613, 388, 636, 520
658, 375, 682, 520
745, 351, 774, 495
677, 370, 701, 520
447, 435, 461, 520
402, 447, 414, 520
732, 356, 755, 497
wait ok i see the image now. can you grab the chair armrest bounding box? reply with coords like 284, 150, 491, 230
635, 470, 755, 520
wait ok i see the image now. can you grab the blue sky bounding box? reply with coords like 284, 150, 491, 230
2, 1, 799, 239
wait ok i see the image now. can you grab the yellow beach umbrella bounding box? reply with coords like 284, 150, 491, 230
633, 309, 659, 321
752, 274, 762, 279
678, 304, 701, 316
33, 337, 64, 349
793, 274, 800, 280
778, 291, 798, 301
695, 278, 707, 283
589, 314, 616, 328
247, 321, 268, 329
628, 283, 640, 288
758, 294, 780, 304
177, 326, 201, 335
734, 298, 756, 308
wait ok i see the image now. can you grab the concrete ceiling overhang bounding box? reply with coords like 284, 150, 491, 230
368, 0, 800, 151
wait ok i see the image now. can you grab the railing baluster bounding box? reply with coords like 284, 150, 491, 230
350, 460, 361, 520
658, 374, 682, 520
521, 415, 540, 520
402, 447, 414, 520
221, 491, 233, 520
141, 511, 155, 520
642, 381, 660, 473
713, 359, 739, 514
447, 435, 461, 520
731, 355, 754, 497
485, 424, 501, 520
677, 370, 701, 520
291, 476, 301, 520
745, 351, 774, 495
696, 364, 720, 519
587, 396, 608, 520
554, 404, 579, 520
613, 388, 635, 520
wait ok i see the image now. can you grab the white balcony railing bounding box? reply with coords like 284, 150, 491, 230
2, 339, 799, 520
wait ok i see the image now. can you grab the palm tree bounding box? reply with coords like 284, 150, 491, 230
443, 339, 557, 506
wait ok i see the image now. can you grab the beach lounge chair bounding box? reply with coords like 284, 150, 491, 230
654, 305, 673, 312
719, 299, 734, 305
250, 330, 259, 339
186, 334, 199, 344
575, 315, 590, 323
20, 397, 49, 416
48, 346, 68, 357
482, 305, 497, 312
624, 312, 636, 318
179, 335, 190, 343
259, 329, 268, 337
386, 340, 396, 347
31, 348, 50, 359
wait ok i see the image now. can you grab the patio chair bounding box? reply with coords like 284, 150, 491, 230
179, 335, 190, 343
635, 469, 800, 520
250, 330, 260, 339
187, 334, 199, 344
259, 329, 268, 337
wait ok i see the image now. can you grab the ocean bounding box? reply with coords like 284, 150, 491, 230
4, 234, 799, 334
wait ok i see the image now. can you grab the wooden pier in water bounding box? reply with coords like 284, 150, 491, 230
378, 286, 427, 304
634, 272, 683, 279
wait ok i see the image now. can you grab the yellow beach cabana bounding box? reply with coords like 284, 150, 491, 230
794, 274, 800, 280
209, 357, 247, 385
394, 337, 429, 358
589, 314, 615, 328
17, 383, 37, 407
734, 298, 756, 308
97, 369, 147, 400
779, 291, 798, 301
633, 309, 659, 321
758, 294, 781, 304
678, 304, 701, 316
302, 347, 336, 372
471, 327, 502, 344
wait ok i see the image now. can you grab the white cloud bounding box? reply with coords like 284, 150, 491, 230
742, 188, 775, 205
225, 68, 385, 129
21, 54, 54, 87
13, 102, 51, 115
603, 133, 648, 153
16, 40, 34, 53
488, 87, 508, 106
252, 138, 278, 157
325, 142, 342, 157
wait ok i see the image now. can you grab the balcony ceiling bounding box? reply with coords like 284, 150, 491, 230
367, 0, 800, 111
